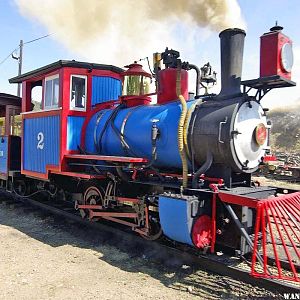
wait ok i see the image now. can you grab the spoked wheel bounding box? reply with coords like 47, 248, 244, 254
13, 180, 27, 196
79, 185, 104, 219
46, 182, 58, 198
56, 188, 66, 201
84, 186, 104, 205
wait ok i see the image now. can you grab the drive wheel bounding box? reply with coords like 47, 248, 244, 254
79, 183, 105, 219
84, 186, 104, 206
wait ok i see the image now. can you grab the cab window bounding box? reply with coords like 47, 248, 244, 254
44, 75, 59, 109
70, 75, 87, 111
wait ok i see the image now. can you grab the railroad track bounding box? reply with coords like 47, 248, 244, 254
256, 173, 300, 183
0, 189, 299, 295
271, 174, 300, 183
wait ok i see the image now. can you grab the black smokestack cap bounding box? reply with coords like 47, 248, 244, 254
218, 28, 246, 98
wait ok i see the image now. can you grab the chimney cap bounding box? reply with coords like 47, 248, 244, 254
219, 28, 246, 37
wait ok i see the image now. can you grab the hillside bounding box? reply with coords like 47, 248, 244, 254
268, 104, 300, 152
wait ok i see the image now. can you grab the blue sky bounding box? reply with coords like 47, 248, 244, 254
0, 0, 299, 108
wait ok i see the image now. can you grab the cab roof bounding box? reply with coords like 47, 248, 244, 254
9, 60, 124, 84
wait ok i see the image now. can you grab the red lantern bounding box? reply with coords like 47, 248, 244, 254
260, 24, 294, 80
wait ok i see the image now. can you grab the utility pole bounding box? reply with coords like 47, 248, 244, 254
12, 39, 23, 97
9, 34, 50, 97
17, 40, 23, 97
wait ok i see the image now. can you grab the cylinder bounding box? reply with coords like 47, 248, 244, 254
219, 28, 246, 98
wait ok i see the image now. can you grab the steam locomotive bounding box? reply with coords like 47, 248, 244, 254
2, 25, 299, 281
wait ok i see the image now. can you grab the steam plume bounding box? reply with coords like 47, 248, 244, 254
15, 0, 246, 65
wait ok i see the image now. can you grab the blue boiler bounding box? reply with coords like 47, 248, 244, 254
84, 100, 196, 169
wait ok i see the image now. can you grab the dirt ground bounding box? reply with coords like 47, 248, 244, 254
0, 197, 280, 300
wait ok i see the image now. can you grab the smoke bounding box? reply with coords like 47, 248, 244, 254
15, 0, 246, 66
148, 0, 245, 31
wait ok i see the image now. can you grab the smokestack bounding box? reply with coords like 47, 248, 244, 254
218, 28, 246, 98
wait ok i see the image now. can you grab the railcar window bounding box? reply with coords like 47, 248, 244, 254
44, 75, 59, 109
11, 114, 22, 136
0, 107, 22, 136
0, 118, 5, 135
70, 75, 87, 111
